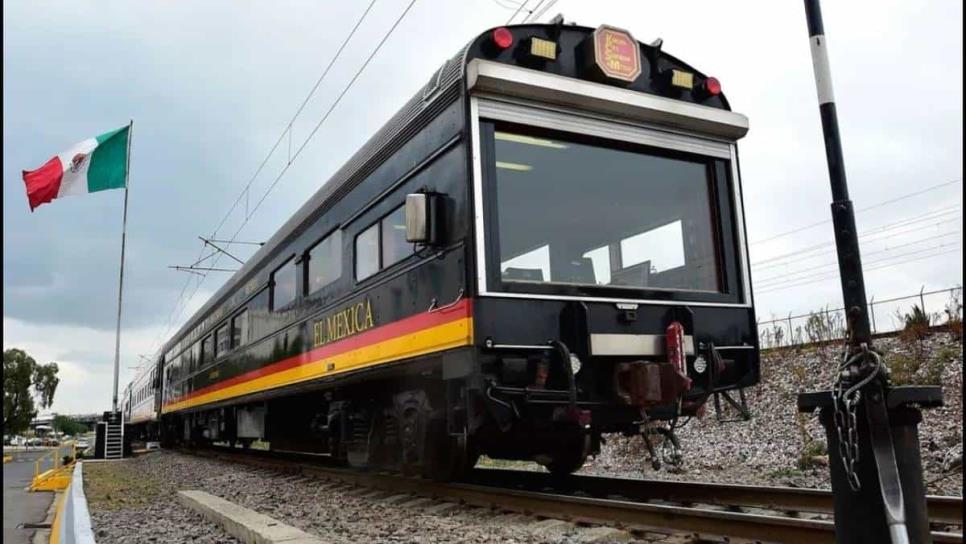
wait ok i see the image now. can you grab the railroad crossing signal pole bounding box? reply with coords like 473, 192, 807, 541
796, 1, 943, 543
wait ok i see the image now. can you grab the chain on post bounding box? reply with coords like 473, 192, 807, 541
832, 331, 883, 491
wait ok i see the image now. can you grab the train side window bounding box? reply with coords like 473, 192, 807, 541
191, 342, 201, 373
202, 335, 214, 365
216, 323, 230, 357
381, 205, 413, 268
271, 257, 297, 310
355, 223, 380, 281
231, 309, 249, 348
307, 231, 342, 294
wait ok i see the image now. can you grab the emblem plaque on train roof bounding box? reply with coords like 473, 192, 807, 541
580, 25, 642, 85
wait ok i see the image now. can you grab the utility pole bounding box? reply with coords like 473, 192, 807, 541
796, 2, 942, 543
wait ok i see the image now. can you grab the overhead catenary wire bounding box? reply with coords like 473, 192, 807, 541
157, 0, 420, 359
755, 247, 962, 295
754, 243, 962, 294
520, 0, 546, 23
505, 0, 529, 25
754, 237, 961, 287
754, 247, 962, 295
752, 209, 961, 271
490, 0, 523, 10
208, 0, 380, 239
752, 217, 961, 272
749, 178, 962, 245
751, 205, 961, 267
527, 0, 558, 23
241, 0, 418, 225
146, 0, 399, 358
753, 231, 961, 286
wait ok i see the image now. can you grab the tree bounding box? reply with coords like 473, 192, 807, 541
34, 362, 59, 409
52, 414, 87, 437
3, 348, 60, 435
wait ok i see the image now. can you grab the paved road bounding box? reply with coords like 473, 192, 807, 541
4, 450, 56, 544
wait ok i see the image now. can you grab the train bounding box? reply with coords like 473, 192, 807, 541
123, 20, 759, 479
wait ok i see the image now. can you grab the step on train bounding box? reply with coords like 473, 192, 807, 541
123, 20, 759, 478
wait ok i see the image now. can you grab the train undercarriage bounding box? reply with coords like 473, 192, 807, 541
155, 333, 732, 480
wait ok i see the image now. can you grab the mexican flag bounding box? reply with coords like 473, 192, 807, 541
21, 125, 130, 211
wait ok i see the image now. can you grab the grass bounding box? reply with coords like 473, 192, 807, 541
83, 459, 168, 511
768, 467, 804, 479
889, 350, 946, 386
935, 344, 961, 364
797, 439, 828, 469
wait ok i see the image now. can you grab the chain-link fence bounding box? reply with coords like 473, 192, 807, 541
758, 286, 963, 349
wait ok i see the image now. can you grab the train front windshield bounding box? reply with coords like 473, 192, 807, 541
490, 124, 724, 295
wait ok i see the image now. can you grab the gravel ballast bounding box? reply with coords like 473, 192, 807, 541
84, 452, 647, 543
581, 332, 963, 497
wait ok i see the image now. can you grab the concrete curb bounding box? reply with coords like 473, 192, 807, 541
178, 490, 325, 544
49, 462, 96, 544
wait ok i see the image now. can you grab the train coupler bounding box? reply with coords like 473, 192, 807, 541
615, 360, 691, 408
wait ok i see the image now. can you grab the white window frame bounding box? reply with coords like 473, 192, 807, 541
468, 68, 752, 308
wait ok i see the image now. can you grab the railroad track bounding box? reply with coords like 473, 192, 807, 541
182, 446, 963, 544
466, 468, 964, 527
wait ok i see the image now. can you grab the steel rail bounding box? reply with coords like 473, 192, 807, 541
183, 447, 962, 543
467, 468, 964, 527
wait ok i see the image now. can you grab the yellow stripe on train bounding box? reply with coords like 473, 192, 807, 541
162, 317, 472, 414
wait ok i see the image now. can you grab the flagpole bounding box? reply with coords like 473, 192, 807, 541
111, 120, 133, 414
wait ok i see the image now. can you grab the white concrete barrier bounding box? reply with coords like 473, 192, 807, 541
178, 490, 324, 544
52, 462, 96, 544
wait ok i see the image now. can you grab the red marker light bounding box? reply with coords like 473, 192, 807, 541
666, 321, 692, 391
492, 27, 513, 49
704, 77, 722, 96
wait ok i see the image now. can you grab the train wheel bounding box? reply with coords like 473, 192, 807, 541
422, 420, 477, 481
544, 433, 591, 476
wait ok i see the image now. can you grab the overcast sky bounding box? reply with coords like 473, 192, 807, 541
4, 0, 962, 415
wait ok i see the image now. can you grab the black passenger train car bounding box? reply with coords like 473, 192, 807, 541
132, 21, 758, 478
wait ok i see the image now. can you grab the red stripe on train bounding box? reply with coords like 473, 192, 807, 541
164, 297, 472, 407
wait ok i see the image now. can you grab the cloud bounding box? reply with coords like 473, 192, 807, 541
3, 317, 161, 414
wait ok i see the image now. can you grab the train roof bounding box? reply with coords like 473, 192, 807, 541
161, 22, 734, 357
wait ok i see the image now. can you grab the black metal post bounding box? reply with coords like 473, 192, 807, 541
804, 0, 872, 346
799, 2, 941, 543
